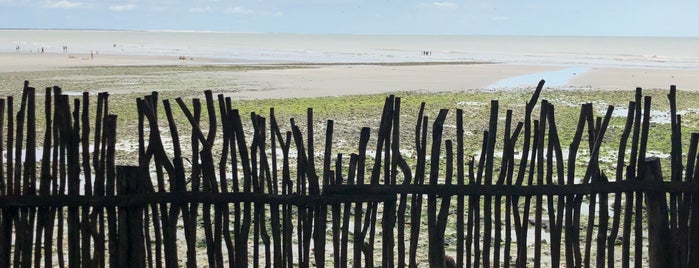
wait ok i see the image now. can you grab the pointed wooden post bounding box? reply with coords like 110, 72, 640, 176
643, 157, 671, 268
117, 165, 146, 268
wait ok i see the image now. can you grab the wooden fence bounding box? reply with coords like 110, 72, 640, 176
0, 80, 698, 267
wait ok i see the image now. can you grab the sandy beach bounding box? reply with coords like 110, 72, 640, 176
3, 51, 699, 99
566, 67, 699, 91
226, 64, 561, 99
0, 52, 222, 72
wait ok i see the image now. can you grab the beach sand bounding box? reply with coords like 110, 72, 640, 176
2, 52, 699, 99
227, 64, 560, 99
0, 52, 222, 72
566, 67, 699, 91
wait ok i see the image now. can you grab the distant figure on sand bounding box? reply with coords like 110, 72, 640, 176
90, 50, 94, 60
15, 45, 19, 52
41, 47, 44, 53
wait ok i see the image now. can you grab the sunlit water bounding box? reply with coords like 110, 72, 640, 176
487, 66, 590, 89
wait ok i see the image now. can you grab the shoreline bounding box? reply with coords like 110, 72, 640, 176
2, 52, 699, 100
0, 51, 496, 72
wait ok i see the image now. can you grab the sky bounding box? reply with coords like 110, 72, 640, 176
0, 0, 697, 36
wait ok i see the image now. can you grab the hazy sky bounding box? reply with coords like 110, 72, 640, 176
1, 0, 697, 36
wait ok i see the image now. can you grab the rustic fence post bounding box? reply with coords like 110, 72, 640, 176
642, 157, 671, 268
9, 82, 699, 267
117, 165, 146, 268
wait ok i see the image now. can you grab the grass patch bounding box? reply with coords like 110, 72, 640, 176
1, 65, 697, 177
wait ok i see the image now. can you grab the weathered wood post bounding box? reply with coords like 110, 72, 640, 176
642, 157, 671, 268
117, 165, 146, 268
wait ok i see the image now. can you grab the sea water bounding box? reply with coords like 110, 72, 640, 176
487, 66, 591, 89
2, 29, 699, 69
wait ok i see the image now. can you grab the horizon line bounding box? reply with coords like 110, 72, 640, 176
0, 27, 696, 38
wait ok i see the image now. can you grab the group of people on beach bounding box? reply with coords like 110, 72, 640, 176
13, 44, 100, 60
14, 45, 68, 54
422, 50, 432, 56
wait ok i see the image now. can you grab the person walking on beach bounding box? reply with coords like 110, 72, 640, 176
90, 50, 94, 60
15, 45, 19, 52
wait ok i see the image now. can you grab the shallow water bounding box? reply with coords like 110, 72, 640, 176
2, 30, 699, 68
487, 66, 590, 89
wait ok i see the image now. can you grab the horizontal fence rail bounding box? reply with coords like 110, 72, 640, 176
0, 80, 697, 268
1, 180, 699, 208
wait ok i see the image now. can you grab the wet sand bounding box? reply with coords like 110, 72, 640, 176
566, 67, 699, 91
2, 52, 698, 99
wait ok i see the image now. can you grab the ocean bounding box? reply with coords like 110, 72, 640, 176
2, 29, 699, 69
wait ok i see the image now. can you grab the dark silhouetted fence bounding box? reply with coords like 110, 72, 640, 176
0, 80, 698, 267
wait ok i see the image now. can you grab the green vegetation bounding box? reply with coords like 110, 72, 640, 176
1, 65, 697, 177
230, 88, 699, 183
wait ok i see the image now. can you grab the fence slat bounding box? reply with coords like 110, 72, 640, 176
643, 158, 671, 268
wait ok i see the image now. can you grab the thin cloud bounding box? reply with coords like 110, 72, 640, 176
419, 2, 458, 9
224, 6, 253, 14
43, 0, 83, 9
188, 6, 211, 13
109, 3, 136, 12
433, 2, 457, 8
